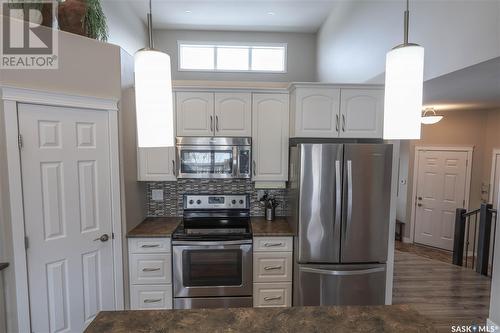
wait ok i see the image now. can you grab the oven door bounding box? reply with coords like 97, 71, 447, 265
173, 240, 253, 298
177, 146, 237, 179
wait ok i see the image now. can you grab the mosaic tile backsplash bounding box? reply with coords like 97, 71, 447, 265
146, 179, 288, 217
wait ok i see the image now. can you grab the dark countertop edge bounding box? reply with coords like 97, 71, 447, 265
0, 262, 9, 271
250, 217, 295, 237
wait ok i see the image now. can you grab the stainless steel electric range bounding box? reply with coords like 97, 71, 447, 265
172, 194, 253, 309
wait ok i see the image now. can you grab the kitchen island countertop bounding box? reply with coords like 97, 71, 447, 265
85, 305, 436, 333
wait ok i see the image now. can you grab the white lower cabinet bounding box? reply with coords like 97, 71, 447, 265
129, 238, 173, 310
253, 236, 293, 307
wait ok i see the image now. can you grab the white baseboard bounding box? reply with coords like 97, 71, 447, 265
402, 237, 412, 244
487, 318, 499, 332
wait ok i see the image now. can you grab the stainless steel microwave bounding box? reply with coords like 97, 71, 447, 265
176, 137, 251, 179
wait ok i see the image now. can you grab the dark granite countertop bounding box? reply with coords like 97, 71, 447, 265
85, 305, 436, 333
0, 262, 9, 271
126, 217, 181, 238
251, 217, 294, 236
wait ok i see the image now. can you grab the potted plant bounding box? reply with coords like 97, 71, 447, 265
58, 0, 108, 41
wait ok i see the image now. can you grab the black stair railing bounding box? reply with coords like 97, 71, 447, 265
452, 203, 497, 276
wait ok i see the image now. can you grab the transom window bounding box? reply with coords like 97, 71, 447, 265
178, 41, 287, 73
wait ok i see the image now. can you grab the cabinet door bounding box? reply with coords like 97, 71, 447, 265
252, 94, 289, 182
339, 89, 384, 138
214, 93, 252, 137
137, 147, 176, 181
293, 87, 340, 138
176, 92, 214, 136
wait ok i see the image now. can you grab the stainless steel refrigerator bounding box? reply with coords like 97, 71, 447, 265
289, 141, 393, 306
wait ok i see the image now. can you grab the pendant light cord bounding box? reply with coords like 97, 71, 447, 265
147, 0, 154, 49
403, 0, 409, 45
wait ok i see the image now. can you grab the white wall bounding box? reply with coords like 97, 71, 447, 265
102, 0, 148, 56
317, 0, 500, 83
153, 29, 317, 82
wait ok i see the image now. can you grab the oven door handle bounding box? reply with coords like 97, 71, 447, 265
172, 240, 253, 246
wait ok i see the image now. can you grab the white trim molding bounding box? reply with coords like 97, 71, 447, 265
0, 87, 123, 331
489, 148, 500, 204
409, 146, 474, 245
0, 86, 118, 111
487, 319, 499, 332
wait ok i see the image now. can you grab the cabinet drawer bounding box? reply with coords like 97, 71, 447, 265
130, 254, 172, 285
129, 238, 171, 254
254, 252, 292, 283
254, 237, 293, 252
130, 285, 172, 310
253, 282, 292, 307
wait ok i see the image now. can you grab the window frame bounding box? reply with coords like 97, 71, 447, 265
177, 41, 288, 74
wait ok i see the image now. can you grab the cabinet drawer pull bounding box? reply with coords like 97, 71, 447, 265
141, 244, 160, 248
172, 160, 176, 174
143, 298, 162, 303
264, 265, 282, 271
216, 116, 219, 132
210, 115, 214, 132
336, 114, 339, 131
264, 296, 282, 301
142, 268, 161, 272
342, 115, 346, 132
264, 242, 283, 247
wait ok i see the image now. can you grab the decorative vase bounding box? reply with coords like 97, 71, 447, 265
57, 0, 87, 37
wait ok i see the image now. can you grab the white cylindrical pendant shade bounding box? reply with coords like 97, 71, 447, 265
383, 45, 424, 140
134, 49, 174, 147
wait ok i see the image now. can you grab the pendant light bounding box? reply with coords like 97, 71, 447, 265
421, 108, 443, 125
135, 0, 174, 147
383, 0, 424, 140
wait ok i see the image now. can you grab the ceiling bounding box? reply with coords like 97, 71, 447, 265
423, 57, 500, 112
125, 0, 337, 33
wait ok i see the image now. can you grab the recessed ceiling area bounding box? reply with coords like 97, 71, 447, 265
125, 0, 337, 32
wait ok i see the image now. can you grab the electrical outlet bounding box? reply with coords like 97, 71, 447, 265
152, 189, 164, 201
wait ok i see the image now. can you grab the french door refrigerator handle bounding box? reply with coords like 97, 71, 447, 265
299, 266, 385, 276
345, 160, 353, 242
335, 160, 342, 240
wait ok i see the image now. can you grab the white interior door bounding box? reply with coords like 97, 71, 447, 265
414, 150, 469, 250
19, 104, 116, 333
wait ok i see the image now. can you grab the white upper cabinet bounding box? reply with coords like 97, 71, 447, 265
215, 93, 252, 136
252, 93, 289, 182
291, 87, 341, 138
137, 147, 176, 181
340, 89, 384, 138
176, 92, 251, 137
176, 92, 214, 136
289, 84, 384, 139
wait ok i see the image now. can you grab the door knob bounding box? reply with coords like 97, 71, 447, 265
417, 203, 423, 207
418, 196, 422, 200
94, 234, 110, 242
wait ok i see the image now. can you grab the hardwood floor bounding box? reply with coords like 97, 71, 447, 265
393, 249, 492, 332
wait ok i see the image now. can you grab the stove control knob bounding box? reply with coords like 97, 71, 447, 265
196, 200, 202, 205
239, 200, 244, 205
189, 200, 194, 205
231, 200, 236, 205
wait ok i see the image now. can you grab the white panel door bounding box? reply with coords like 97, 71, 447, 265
214, 93, 252, 137
19, 104, 115, 333
137, 147, 176, 181
252, 94, 289, 182
176, 92, 214, 136
293, 87, 340, 138
414, 150, 469, 250
339, 89, 384, 138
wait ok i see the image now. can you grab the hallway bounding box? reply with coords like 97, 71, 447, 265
393, 248, 492, 332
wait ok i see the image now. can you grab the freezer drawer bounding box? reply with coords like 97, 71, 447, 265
294, 264, 386, 306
